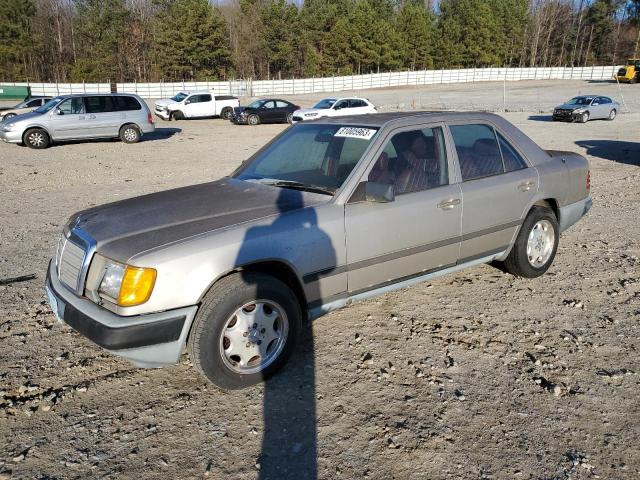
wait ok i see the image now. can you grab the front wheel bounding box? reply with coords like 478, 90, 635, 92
188, 272, 301, 389
23, 128, 50, 149
247, 114, 260, 126
608, 109, 616, 121
500, 206, 559, 278
3, 113, 16, 121
171, 110, 184, 121
578, 111, 589, 123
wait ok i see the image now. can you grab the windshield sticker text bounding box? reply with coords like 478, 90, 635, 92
334, 127, 377, 140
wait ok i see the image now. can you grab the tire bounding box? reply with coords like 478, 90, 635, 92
286, 112, 293, 124
171, 110, 184, 121
187, 272, 302, 389
608, 109, 616, 121
3, 113, 16, 120
579, 111, 589, 123
247, 114, 260, 126
220, 107, 233, 120
120, 124, 140, 143
23, 128, 50, 149
500, 206, 559, 278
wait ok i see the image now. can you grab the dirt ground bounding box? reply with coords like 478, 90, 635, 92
0, 80, 639, 479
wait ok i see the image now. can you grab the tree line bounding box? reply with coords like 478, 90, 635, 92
1, 0, 640, 83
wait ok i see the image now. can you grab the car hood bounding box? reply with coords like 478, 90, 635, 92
294, 108, 327, 117
155, 99, 178, 108
555, 103, 584, 110
72, 178, 330, 261
1, 110, 43, 123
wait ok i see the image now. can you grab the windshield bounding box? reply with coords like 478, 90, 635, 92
35, 97, 63, 113
247, 100, 265, 109
567, 97, 592, 106
171, 92, 188, 102
13, 100, 28, 108
234, 123, 379, 193
313, 99, 336, 109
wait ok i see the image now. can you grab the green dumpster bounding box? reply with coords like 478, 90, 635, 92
0, 85, 31, 100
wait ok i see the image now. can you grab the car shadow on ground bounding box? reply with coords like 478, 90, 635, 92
144, 127, 181, 141
575, 139, 640, 166
586, 79, 617, 84
527, 115, 554, 122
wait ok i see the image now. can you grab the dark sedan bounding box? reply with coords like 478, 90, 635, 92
230, 99, 300, 125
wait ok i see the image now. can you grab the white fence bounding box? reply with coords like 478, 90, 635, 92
2, 66, 619, 99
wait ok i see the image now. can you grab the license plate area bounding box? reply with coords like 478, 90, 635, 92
46, 285, 65, 323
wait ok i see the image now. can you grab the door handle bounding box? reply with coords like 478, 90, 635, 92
88, 114, 96, 119
78, 115, 85, 120
518, 181, 535, 192
437, 198, 461, 210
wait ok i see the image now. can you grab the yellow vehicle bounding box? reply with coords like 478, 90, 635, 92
616, 59, 640, 83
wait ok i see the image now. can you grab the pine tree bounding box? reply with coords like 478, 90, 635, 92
396, 0, 435, 70
155, 0, 232, 80
0, 0, 41, 80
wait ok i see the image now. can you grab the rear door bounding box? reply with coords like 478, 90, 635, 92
84, 96, 122, 137
448, 123, 537, 262
49, 97, 87, 140
274, 100, 291, 122
344, 124, 462, 293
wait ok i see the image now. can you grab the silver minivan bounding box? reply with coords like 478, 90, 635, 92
0, 93, 155, 149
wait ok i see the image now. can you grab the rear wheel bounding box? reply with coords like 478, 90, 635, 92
220, 107, 233, 120
23, 128, 50, 149
248, 114, 260, 126
187, 272, 301, 389
500, 206, 559, 278
608, 109, 616, 121
286, 112, 293, 124
120, 124, 140, 143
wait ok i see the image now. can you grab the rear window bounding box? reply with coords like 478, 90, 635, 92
115, 96, 142, 111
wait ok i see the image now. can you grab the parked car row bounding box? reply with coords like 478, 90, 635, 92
0, 90, 620, 149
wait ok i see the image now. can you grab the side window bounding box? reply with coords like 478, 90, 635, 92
26, 99, 41, 107
497, 132, 527, 172
275, 100, 289, 108
57, 97, 85, 114
351, 100, 366, 108
450, 124, 504, 181
85, 96, 115, 113
368, 127, 449, 194
334, 100, 348, 110
263, 101, 276, 109
199, 94, 212, 102
115, 96, 142, 111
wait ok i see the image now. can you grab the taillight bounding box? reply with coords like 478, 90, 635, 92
147, 112, 153, 124
586, 170, 591, 190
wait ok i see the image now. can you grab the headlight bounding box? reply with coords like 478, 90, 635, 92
574, 108, 585, 114
97, 255, 156, 307
305, 113, 318, 117
1, 123, 16, 132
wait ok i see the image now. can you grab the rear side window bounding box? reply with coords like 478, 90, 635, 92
275, 100, 289, 108
496, 132, 527, 172
190, 94, 211, 103
26, 99, 41, 107
450, 124, 504, 181
350, 100, 367, 108
114, 96, 142, 111
85, 96, 115, 113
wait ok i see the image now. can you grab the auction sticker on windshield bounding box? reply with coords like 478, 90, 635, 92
334, 127, 377, 140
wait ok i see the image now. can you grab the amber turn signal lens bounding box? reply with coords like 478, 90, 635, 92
118, 266, 157, 307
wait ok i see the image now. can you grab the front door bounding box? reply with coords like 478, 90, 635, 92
448, 123, 537, 262
345, 125, 462, 294
49, 97, 87, 140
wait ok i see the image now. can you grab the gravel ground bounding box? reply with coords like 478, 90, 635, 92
0, 80, 639, 479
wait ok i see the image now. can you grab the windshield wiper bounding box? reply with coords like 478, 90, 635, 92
251, 178, 336, 196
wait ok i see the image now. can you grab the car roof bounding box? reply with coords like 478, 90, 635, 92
310, 110, 505, 128
53, 93, 140, 98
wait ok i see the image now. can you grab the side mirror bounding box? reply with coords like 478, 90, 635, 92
592, 102, 599, 106
334, 105, 342, 110
350, 181, 395, 203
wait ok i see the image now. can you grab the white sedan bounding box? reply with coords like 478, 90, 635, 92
291, 97, 377, 122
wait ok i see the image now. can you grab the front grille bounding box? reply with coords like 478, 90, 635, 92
57, 236, 86, 291
292, 116, 303, 121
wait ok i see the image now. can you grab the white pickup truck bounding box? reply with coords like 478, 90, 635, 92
154, 91, 239, 121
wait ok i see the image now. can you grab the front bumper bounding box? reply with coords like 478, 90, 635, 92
154, 109, 171, 120
0, 129, 23, 143
230, 115, 248, 124
45, 261, 198, 368
552, 110, 580, 121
